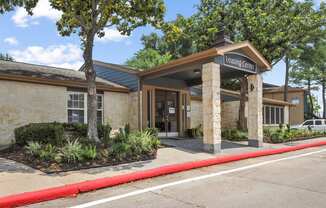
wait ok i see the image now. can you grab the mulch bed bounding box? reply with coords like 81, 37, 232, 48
0, 146, 157, 174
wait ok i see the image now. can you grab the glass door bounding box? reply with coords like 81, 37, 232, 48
155, 90, 179, 137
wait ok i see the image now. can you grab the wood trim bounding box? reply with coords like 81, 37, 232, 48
142, 84, 189, 93
0, 74, 129, 93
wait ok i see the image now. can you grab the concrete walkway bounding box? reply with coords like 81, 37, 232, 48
0, 138, 325, 197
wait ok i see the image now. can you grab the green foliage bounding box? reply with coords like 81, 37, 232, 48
99, 124, 112, 147
126, 48, 172, 70
0, 0, 37, 14
25, 141, 42, 156
59, 139, 83, 164
15, 123, 64, 146
39, 144, 57, 161
143, 127, 159, 137
0, 53, 14, 61
81, 145, 97, 160
222, 129, 248, 141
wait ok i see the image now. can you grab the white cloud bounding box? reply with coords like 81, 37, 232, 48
95, 28, 129, 43
4, 37, 19, 45
12, 0, 61, 27
10, 44, 83, 70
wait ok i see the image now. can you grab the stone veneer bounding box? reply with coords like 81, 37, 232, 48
247, 74, 263, 147
202, 62, 221, 153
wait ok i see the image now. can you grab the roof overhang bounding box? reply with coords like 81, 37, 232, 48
139, 41, 271, 80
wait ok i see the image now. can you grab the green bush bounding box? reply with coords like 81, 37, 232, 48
39, 144, 57, 161
15, 123, 64, 146
59, 139, 83, 163
98, 124, 112, 147
143, 127, 159, 137
25, 141, 42, 156
222, 129, 248, 141
81, 145, 97, 160
109, 142, 131, 161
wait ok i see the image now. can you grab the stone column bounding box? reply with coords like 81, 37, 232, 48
284, 105, 289, 125
202, 62, 221, 153
247, 74, 263, 147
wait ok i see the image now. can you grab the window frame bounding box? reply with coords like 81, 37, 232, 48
263, 105, 285, 125
67, 91, 104, 124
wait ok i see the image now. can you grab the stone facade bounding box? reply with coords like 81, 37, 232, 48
247, 74, 263, 147
202, 62, 221, 153
103, 91, 129, 130
221, 101, 241, 129
190, 100, 202, 128
0, 80, 67, 147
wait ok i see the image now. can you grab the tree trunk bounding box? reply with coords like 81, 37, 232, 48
283, 56, 290, 102
323, 80, 326, 118
83, 32, 99, 142
238, 77, 247, 130
307, 79, 314, 118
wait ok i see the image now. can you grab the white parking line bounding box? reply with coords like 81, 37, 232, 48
70, 148, 326, 208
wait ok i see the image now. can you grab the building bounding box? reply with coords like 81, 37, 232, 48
0, 40, 295, 153
263, 84, 307, 125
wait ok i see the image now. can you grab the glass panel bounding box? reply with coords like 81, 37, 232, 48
97, 110, 103, 125
265, 106, 270, 124
147, 90, 151, 128
280, 108, 284, 123
276, 108, 280, 124
271, 107, 275, 124
315, 120, 322, 125
68, 110, 84, 123
166, 91, 178, 132
97, 95, 103, 110
155, 90, 166, 132
303, 120, 313, 126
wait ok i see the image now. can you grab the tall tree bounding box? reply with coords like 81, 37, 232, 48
126, 48, 171, 70
0, 0, 37, 13
49, 0, 165, 142
0, 53, 14, 61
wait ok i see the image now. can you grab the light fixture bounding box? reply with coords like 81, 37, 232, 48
194, 69, 201, 74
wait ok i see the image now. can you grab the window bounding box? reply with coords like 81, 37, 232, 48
68, 92, 85, 123
303, 120, 313, 126
67, 92, 104, 124
263, 105, 285, 125
315, 120, 322, 125
291, 97, 300, 105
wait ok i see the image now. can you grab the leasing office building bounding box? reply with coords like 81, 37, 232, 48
0, 38, 294, 153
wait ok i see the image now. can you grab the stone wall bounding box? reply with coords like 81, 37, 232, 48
221, 101, 241, 129
190, 100, 202, 128
103, 91, 129, 130
0, 80, 67, 147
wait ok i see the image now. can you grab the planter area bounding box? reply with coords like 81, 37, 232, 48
222, 125, 326, 143
0, 123, 159, 173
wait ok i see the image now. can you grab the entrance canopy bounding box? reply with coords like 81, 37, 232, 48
139, 41, 271, 86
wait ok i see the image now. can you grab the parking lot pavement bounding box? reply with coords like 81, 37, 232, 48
28, 146, 326, 208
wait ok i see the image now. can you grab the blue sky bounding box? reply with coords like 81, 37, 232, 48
0, 0, 322, 107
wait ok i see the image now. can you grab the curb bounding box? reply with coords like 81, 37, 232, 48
1, 140, 326, 207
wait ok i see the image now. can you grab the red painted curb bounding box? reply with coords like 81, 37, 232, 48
1, 140, 326, 207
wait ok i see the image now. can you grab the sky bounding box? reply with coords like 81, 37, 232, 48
0, 0, 323, 108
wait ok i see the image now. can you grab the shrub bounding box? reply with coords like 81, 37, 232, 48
98, 124, 112, 147
39, 144, 57, 161
143, 127, 159, 137
59, 139, 83, 163
15, 123, 64, 146
222, 129, 248, 141
81, 145, 97, 160
25, 141, 42, 156
109, 142, 131, 161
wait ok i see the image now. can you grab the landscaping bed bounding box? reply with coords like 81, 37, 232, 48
222, 125, 326, 143
0, 123, 159, 174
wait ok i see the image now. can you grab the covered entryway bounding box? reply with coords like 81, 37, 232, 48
139, 36, 271, 154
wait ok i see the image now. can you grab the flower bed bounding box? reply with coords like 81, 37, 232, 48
222, 126, 326, 144
0, 123, 159, 173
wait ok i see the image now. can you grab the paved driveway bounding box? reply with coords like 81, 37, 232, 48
29, 145, 326, 208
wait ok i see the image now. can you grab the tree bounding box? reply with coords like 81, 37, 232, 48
126, 48, 171, 70
48, 0, 165, 142
0, 0, 37, 14
0, 53, 14, 61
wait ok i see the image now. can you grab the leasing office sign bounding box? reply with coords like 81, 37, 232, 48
224, 53, 257, 72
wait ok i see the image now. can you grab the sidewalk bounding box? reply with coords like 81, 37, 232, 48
1, 138, 325, 197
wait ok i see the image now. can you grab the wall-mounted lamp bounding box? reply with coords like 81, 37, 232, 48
194, 69, 201, 74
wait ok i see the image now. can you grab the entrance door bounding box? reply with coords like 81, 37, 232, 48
155, 90, 179, 137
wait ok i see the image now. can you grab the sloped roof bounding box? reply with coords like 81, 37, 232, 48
0, 60, 128, 92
